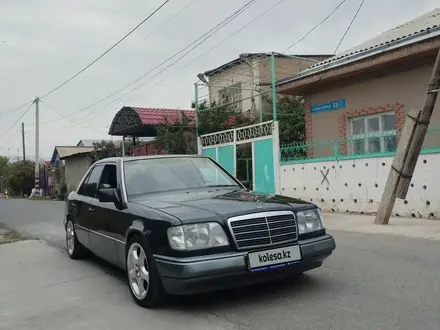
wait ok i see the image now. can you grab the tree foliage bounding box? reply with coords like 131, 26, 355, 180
3, 160, 35, 195
153, 102, 256, 155
89, 140, 132, 163
152, 90, 305, 155
154, 112, 197, 154
0, 156, 9, 178
262, 95, 305, 145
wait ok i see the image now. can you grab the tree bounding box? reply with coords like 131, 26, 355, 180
262, 95, 305, 145
153, 102, 256, 154
0, 156, 10, 193
4, 160, 35, 196
0, 156, 9, 178
89, 140, 132, 163
154, 112, 197, 154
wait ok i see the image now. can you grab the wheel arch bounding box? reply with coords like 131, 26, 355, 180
125, 220, 147, 246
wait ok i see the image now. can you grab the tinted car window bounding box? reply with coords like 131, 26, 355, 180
99, 164, 117, 190
85, 165, 104, 198
77, 173, 90, 196
124, 157, 239, 197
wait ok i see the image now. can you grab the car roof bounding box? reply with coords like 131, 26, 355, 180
94, 154, 209, 165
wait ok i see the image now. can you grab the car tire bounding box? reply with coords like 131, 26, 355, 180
65, 220, 88, 259
126, 234, 167, 308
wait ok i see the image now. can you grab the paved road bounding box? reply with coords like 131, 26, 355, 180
1, 198, 440, 330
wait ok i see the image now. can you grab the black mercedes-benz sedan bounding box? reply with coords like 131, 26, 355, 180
63, 155, 336, 308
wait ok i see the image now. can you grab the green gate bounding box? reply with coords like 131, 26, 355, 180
199, 121, 280, 195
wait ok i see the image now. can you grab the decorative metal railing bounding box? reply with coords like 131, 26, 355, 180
280, 126, 440, 164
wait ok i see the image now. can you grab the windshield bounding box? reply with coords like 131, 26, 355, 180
123, 157, 240, 197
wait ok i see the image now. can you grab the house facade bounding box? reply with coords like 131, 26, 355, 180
277, 9, 440, 159
50, 146, 94, 195
60, 151, 93, 193
198, 53, 332, 117
272, 8, 440, 218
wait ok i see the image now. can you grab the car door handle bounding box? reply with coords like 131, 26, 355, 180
88, 206, 95, 213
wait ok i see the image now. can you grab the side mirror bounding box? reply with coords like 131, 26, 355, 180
98, 188, 121, 204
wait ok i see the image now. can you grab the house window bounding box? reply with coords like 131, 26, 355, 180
349, 112, 397, 155
218, 83, 242, 111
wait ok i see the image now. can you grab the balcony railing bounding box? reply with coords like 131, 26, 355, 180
280, 126, 440, 164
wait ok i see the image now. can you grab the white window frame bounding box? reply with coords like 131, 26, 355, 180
218, 83, 242, 111
348, 112, 397, 155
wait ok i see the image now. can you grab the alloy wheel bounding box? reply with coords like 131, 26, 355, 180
66, 221, 75, 255
127, 242, 150, 300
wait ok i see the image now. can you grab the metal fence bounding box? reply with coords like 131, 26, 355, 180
280, 126, 440, 164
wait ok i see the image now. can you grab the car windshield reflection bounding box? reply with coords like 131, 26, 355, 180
123, 157, 240, 198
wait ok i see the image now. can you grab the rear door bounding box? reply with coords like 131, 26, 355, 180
79, 165, 104, 255
88, 163, 120, 265
72, 169, 97, 250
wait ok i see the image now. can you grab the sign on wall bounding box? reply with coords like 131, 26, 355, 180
311, 99, 346, 114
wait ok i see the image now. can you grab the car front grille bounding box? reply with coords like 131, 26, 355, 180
227, 211, 298, 250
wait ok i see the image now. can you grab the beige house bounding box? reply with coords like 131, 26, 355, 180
276, 8, 440, 159
50, 146, 93, 193
198, 53, 331, 116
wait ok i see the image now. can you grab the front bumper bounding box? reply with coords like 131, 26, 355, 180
155, 234, 336, 295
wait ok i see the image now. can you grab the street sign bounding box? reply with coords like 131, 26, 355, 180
311, 99, 346, 114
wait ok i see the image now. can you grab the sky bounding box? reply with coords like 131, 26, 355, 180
1, 0, 439, 159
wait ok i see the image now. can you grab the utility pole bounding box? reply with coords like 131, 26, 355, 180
21, 122, 26, 161
270, 52, 277, 121
375, 48, 440, 225
34, 97, 40, 196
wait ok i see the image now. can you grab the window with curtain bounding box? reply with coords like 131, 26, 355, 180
348, 112, 397, 155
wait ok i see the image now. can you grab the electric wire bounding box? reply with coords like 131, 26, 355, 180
0, 101, 34, 139
316, 0, 365, 81
126, 0, 198, 52
55, 0, 349, 124
83, 0, 261, 116
40, 100, 107, 134
0, 100, 34, 116
111, 0, 289, 106
43, 0, 260, 125
283, 0, 348, 53
39, 0, 171, 99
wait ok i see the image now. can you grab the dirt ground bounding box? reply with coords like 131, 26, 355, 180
0, 226, 27, 245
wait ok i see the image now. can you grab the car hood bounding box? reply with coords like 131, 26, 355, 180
131, 188, 316, 224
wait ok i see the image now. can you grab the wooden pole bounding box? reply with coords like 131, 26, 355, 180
375, 48, 440, 225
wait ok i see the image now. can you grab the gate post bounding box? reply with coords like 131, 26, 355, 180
233, 129, 237, 177
197, 136, 202, 155
272, 121, 281, 194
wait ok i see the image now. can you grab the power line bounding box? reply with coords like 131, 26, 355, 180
0, 100, 34, 116
117, 0, 289, 104
136, 0, 345, 100
126, 0, 198, 52
283, 0, 348, 53
317, 0, 365, 81
39, 0, 171, 99
0, 101, 34, 139
56, 0, 346, 123
40, 100, 107, 134
88, 0, 260, 113
43, 0, 259, 126
331, 0, 365, 55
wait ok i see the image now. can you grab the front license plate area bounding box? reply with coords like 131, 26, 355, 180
247, 245, 301, 272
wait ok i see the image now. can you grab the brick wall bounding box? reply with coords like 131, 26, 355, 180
304, 101, 313, 158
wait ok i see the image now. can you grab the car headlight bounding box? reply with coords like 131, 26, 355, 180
167, 222, 229, 251
296, 209, 324, 234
